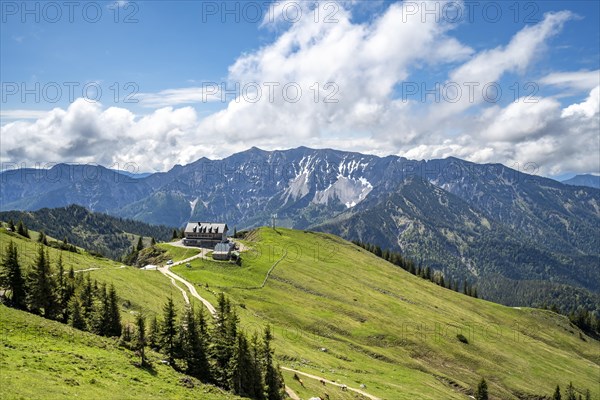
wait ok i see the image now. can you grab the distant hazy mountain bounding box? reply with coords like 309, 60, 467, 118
0, 164, 152, 212
110, 169, 153, 179
562, 174, 600, 189
1, 147, 599, 311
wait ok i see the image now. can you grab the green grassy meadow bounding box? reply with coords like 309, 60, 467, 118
1, 226, 599, 399
168, 228, 600, 400
0, 305, 240, 400
155, 242, 201, 262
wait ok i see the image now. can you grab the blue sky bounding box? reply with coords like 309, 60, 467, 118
1, 1, 599, 177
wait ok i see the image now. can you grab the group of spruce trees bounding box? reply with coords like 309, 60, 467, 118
542, 303, 600, 338
122, 235, 158, 266
553, 382, 592, 400
352, 240, 478, 298
566, 307, 600, 338
123, 294, 285, 400
474, 379, 592, 400
7, 219, 30, 239
36, 230, 79, 253
8, 219, 78, 254
0, 241, 122, 337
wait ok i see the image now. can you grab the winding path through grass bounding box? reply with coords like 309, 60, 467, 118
157, 245, 303, 399
222, 248, 288, 290
158, 249, 216, 316
158, 243, 380, 400
285, 386, 301, 400
281, 367, 381, 400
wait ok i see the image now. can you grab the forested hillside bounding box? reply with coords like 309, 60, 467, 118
0, 205, 175, 259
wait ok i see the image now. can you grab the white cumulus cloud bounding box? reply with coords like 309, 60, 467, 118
1, 2, 597, 177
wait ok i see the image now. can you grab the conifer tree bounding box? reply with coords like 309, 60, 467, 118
172, 229, 178, 240
212, 293, 235, 388
26, 246, 57, 318
148, 316, 159, 350
121, 323, 133, 343
106, 284, 122, 337
8, 219, 15, 232
134, 313, 147, 366
553, 385, 562, 400
408, 261, 416, 275
374, 245, 382, 257
181, 305, 211, 381
16, 221, 26, 237
228, 308, 239, 347
64, 267, 76, 320
136, 236, 144, 252
92, 283, 110, 336
79, 274, 95, 324
566, 382, 576, 400
424, 266, 432, 281
197, 306, 209, 341
55, 254, 70, 322
585, 389, 591, 400
68, 297, 86, 330
382, 249, 390, 261
475, 378, 488, 400
227, 335, 244, 397
0, 241, 27, 309
150, 237, 156, 246
262, 325, 285, 400
56, 254, 64, 287
229, 332, 262, 398
250, 333, 266, 399
160, 297, 178, 364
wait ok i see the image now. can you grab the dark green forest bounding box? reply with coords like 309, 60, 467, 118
0, 205, 175, 259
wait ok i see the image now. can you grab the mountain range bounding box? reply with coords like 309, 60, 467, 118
562, 174, 600, 189
1, 147, 599, 312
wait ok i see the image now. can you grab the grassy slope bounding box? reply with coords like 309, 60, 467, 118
281, 369, 370, 400
2, 226, 599, 399
155, 242, 201, 262
0, 229, 191, 322
168, 228, 600, 400
0, 305, 240, 400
